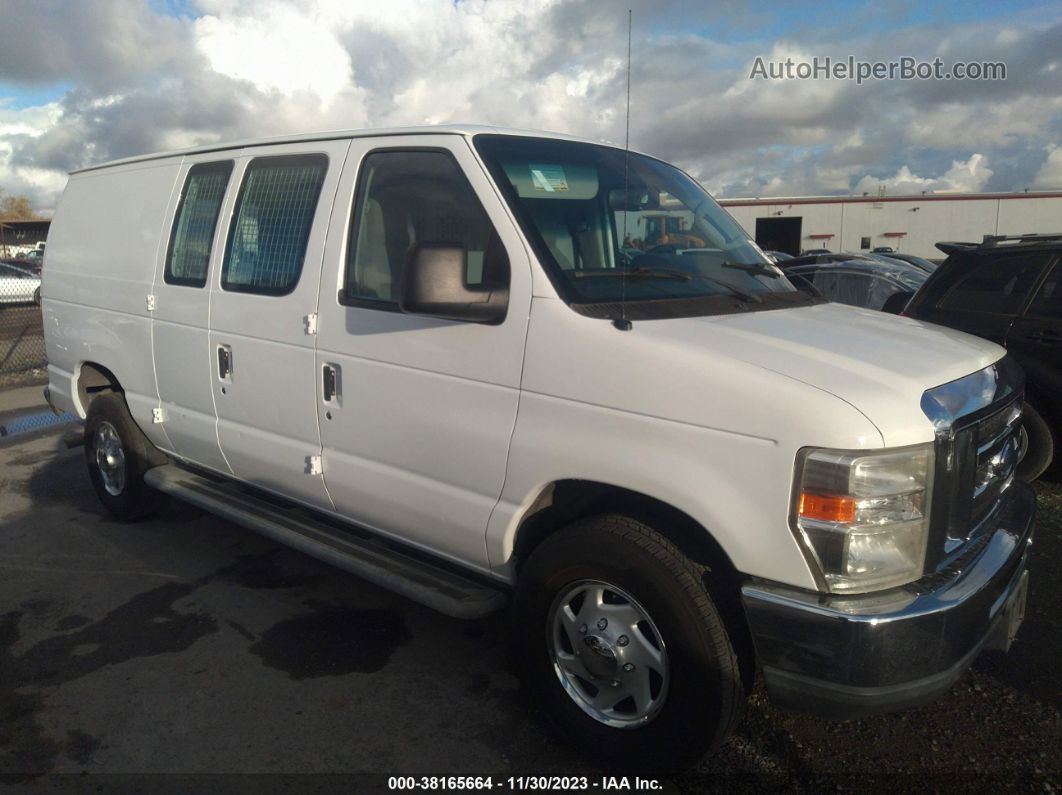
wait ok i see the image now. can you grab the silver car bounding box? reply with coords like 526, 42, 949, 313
0, 262, 42, 305
784, 256, 929, 312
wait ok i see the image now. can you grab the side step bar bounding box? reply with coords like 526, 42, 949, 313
144, 464, 507, 619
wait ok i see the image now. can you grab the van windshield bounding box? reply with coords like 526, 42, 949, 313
474, 135, 811, 318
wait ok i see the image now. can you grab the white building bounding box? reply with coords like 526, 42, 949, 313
719, 191, 1062, 260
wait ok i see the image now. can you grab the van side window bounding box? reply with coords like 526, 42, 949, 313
221, 154, 328, 296
342, 150, 508, 307
165, 161, 233, 287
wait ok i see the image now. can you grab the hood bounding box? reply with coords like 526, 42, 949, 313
522, 297, 1004, 450
664, 301, 1004, 445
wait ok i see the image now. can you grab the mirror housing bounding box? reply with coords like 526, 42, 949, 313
608, 187, 659, 211
399, 243, 508, 324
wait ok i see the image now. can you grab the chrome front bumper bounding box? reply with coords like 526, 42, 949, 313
741, 479, 1036, 719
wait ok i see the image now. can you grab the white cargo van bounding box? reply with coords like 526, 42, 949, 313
42, 126, 1034, 772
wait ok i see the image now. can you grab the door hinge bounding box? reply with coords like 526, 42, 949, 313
304, 313, 318, 335
146, 294, 157, 312
305, 455, 323, 476
152, 407, 166, 424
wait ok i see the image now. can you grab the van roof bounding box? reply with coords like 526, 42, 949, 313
70, 124, 613, 174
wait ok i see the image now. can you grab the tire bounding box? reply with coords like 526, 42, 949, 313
84, 392, 169, 520
513, 514, 746, 775
1017, 402, 1055, 482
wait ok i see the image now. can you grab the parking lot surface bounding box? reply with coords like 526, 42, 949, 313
1, 386, 1059, 791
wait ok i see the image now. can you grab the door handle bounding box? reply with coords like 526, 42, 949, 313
322, 364, 338, 402
218, 345, 233, 380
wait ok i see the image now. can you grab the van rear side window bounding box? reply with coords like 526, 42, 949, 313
222, 154, 328, 296
165, 161, 233, 287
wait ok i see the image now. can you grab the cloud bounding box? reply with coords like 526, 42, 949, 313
852, 154, 994, 196
0, 98, 67, 207
194, 2, 355, 108
1032, 146, 1062, 189
0, 0, 192, 90
0, 0, 1059, 214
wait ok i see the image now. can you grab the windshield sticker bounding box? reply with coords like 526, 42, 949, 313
529, 164, 569, 192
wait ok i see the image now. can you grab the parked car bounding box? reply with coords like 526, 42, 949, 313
764, 250, 793, 263
0, 261, 42, 305
904, 233, 1061, 481
872, 246, 895, 254
2, 254, 42, 276
873, 251, 938, 273
785, 251, 880, 266
42, 126, 1035, 773
782, 255, 929, 312
800, 247, 832, 255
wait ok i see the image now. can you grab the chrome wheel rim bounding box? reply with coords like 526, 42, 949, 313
547, 579, 669, 728
94, 421, 126, 496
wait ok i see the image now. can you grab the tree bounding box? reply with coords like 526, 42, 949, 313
0, 190, 41, 220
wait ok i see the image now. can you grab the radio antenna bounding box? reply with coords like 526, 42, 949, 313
615, 8, 633, 331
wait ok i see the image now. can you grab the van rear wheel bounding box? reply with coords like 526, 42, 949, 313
514, 514, 746, 775
84, 393, 168, 520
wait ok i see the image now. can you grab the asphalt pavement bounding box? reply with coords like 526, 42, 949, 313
0, 385, 1059, 792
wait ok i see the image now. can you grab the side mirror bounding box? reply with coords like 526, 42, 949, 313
399, 244, 508, 324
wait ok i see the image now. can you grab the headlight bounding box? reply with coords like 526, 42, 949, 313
791, 443, 934, 593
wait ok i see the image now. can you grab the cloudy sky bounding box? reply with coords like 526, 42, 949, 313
0, 0, 1060, 213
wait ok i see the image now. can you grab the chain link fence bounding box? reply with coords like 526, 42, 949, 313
0, 259, 46, 378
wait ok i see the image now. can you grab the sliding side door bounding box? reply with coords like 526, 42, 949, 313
152, 155, 236, 473
207, 140, 350, 510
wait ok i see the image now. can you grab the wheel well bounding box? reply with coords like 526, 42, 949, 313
76, 362, 123, 415
514, 480, 740, 581
513, 480, 755, 685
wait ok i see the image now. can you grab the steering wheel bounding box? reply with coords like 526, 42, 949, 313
646, 244, 680, 255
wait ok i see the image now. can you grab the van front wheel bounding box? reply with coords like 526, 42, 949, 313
514, 514, 746, 775
84, 393, 168, 520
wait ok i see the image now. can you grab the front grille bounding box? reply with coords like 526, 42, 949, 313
928, 393, 1023, 569
970, 400, 1023, 522
921, 356, 1026, 573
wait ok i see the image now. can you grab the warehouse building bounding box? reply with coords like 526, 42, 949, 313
719, 191, 1062, 260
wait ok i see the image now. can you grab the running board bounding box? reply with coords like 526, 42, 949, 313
144, 464, 507, 619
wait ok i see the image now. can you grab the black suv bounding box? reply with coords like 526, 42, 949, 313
904, 234, 1061, 480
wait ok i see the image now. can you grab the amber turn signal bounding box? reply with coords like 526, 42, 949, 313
798, 492, 857, 524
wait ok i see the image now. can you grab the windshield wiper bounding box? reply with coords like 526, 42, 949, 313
722, 261, 780, 278
572, 267, 693, 281
692, 272, 764, 303
573, 267, 765, 303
